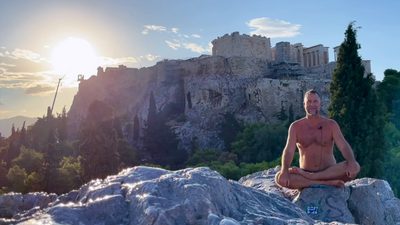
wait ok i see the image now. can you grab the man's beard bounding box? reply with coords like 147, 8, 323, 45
308, 109, 319, 116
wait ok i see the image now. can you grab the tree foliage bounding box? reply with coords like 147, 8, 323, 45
79, 100, 119, 182
231, 122, 287, 163
382, 122, 400, 197
143, 92, 187, 169
328, 22, 385, 178
12, 146, 43, 174
218, 113, 245, 152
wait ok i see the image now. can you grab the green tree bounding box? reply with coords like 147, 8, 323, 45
277, 105, 288, 122
218, 113, 245, 152
184, 148, 220, 166
117, 138, 138, 168
57, 156, 83, 194
285, 104, 295, 128
232, 122, 287, 163
0, 160, 9, 189
328, 22, 385, 178
382, 122, 400, 197
20, 121, 28, 148
79, 100, 119, 182
143, 92, 187, 169
58, 106, 68, 141
7, 165, 27, 193
43, 127, 61, 193
4, 124, 20, 168
12, 146, 44, 174
377, 69, 400, 114
24, 172, 45, 192
133, 114, 140, 141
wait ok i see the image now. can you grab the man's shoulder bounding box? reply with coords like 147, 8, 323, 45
290, 118, 306, 128
323, 117, 339, 126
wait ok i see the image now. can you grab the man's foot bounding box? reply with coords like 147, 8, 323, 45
289, 166, 313, 179
325, 179, 345, 188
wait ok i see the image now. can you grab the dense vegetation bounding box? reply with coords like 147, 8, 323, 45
0, 23, 399, 197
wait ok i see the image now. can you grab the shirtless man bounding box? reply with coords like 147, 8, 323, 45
275, 89, 360, 189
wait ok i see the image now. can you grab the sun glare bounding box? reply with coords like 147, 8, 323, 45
52, 37, 98, 78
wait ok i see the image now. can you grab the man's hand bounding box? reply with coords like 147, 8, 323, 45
346, 161, 360, 179
278, 170, 291, 188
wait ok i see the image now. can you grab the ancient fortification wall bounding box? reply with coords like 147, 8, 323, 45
68, 31, 372, 149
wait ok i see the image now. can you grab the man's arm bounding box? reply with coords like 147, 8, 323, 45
331, 120, 360, 178
279, 123, 298, 187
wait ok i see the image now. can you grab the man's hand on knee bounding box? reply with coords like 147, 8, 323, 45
277, 170, 290, 187
346, 161, 360, 179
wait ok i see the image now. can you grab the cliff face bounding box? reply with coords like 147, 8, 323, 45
67, 56, 333, 150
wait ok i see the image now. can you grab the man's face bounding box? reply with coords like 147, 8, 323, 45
304, 93, 321, 116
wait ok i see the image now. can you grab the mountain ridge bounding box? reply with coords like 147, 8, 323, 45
0, 116, 37, 137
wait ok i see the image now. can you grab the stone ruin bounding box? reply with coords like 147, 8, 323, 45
67, 31, 373, 150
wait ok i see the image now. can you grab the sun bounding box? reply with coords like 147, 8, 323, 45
52, 37, 98, 78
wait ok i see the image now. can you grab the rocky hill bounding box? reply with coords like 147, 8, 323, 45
0, 116, 37, 137
67, 56, 335, 150
1, 166, 399, 224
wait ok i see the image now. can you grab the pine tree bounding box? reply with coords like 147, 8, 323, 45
143, 92, 186, 168
5, 124, 20, 168
43, 127, 60, 193
79, 100, 119, 182
328, 22, 385, 178
58, 106, 68, 141
133, 114, 140, 141
218, 112, 244, 152
285, 104, 295, 128
20, 121, 28, 148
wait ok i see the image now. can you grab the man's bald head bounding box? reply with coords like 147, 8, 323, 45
304, 89, 321, 103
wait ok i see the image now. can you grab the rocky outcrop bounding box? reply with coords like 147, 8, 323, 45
67, 56, 333, 150
239, 167, 400, 225
1, 166, 399, 225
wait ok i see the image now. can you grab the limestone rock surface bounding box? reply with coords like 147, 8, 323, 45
1, 166, 399, 225
1, 167, 313, 225
239, 166, 400, 225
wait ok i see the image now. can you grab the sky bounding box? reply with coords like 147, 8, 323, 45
0, 0, 399, 121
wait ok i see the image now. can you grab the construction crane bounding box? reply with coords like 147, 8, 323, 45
50, 71, 68, 114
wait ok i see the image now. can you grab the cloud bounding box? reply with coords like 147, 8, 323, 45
25, 84, 55, 96
165, 41, 181, 50
0, 56, 53, 73
0, 102, 4, 106
142, 25, 167, 34
183, 43, 212, 54
2, 48, 49, 63
146, 54, 161, 61
192, 34, 201, 38
172, 28, 179, 33
246, 17, 301, 38
0, 66, 55, 89
183, 35, 189, 38
145, 25, 167, 31
0, 110, 11, 114
0, 47, 5, 49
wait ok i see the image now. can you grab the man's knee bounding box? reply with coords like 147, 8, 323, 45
275, 171, 284, 187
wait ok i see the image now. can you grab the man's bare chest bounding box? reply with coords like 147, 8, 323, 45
297, 127, 331, 148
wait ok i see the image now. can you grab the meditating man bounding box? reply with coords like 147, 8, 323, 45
275, 89, 360, 189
